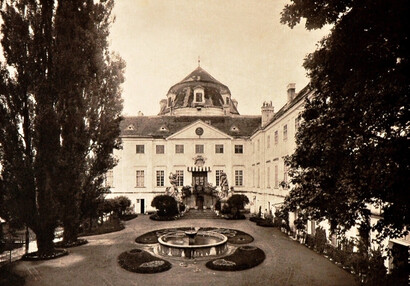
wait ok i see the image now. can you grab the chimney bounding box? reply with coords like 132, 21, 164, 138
287, 83, 296, 102
138, 111, 144, 116
159, 99, 167, 112
232, 98, 238, 108
261, 101, 274, 127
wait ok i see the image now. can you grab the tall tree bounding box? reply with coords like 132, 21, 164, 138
282, 0, 409, 240
0, 0, 123, 255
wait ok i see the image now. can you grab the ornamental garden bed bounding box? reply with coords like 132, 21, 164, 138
118, 249, 172, 274
149, 214, 178, 221
205, 245, 265, 271
79, 218, 125, 237
21, 248, 68, 261
135, 227, 253, 245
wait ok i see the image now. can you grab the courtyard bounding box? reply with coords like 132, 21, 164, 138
14, 215, 357, 286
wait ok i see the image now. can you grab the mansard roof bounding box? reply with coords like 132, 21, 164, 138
121, 115, 261, 139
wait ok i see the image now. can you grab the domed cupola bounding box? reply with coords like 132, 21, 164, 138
158, 66, 239, 116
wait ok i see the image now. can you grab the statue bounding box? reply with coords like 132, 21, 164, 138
219, 172, 229, 200
166, 172, 182, 203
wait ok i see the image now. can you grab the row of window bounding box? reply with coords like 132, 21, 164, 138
106, 169, 245, 188
253, 163, 288, 188
135, 169, 244, 187
258, 116, 302, 150
136, 144, 244, 154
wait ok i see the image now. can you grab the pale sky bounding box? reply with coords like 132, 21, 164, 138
109, 0, 330, 116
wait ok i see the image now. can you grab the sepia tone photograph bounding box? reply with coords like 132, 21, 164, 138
0, 0, 408, 285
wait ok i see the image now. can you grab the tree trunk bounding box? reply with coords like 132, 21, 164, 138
35, 227, 55, 256
62, 217, 79, 244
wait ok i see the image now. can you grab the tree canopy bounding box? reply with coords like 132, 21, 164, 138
0, 0, 123, 255
281, 0, 409, 240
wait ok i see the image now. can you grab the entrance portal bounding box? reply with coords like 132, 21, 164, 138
192, 171, 207, 187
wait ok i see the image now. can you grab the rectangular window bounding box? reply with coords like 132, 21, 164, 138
274, 131, 278, 145
215, 170, 223, 186
176, 170, 184, 187
235, 145, 243, 154
284, 163, 288, 184
175, 144, 184, 154
235, 170, 243, 186
215, 144, 224, 154
274, 165, 278, 188
156, 145, 164, 154
267, 135, 270, 148
136, 170, 144, 187
136, 145, 145, 154
105, 170, 113, 188
195, 144, 204, 154
257, 168, 260, 188
156, 170, 164, 187
295, 115, 302, 130
252, 169, 255, 187
267, 167, 270, 188
283, 125, 288, 141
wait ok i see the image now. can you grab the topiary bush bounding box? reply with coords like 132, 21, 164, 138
226, 195, 249, 219
314, 227, 327, 254
151, 195, 179, 217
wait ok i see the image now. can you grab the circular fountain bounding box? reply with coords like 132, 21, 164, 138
157, 228, 228, 259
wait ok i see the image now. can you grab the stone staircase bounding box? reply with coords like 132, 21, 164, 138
180, 209, 220, 220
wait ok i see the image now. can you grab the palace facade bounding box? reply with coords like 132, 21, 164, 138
106, 65, 308, 217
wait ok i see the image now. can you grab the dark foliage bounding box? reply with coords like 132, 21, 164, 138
226, 195, 250, 219
151, 195, 179, 217
281, 0, 410, 241
0, 0, 124, 256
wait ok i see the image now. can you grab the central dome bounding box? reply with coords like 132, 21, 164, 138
159, 66, 239, 116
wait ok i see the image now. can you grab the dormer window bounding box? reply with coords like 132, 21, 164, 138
195, 92, 203, 102
226, 97, 230, 104
127, 124, 135, 130
193, 86, 205, 104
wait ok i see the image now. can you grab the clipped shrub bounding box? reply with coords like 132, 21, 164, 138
314, 227, 327, 254
305, 234, 315, 249
226, 195, 249, 219
151, 195, 179, 217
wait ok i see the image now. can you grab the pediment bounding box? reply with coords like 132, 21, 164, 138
167, 120, 232, 140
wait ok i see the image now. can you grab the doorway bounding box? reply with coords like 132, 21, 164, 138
136, 199, 145, 214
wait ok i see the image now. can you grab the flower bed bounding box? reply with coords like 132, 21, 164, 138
21, 249, 68, 261
79, 219, 125, 237
205, 245, 265, 271
135, 227, 254, 245
149, 214, 178, 221
118, 249, 171, 274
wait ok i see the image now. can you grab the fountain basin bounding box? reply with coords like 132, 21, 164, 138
158, 231, 228, 259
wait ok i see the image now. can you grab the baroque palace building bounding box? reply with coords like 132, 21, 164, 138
106, 65, 409, 271
106, 65, 308, 218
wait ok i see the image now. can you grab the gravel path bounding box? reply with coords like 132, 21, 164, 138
14, 215, 357, 286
